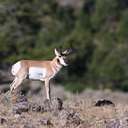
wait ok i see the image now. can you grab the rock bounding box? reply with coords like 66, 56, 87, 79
105, 119, 120, 128
95, 99, 115, 107
16, 95, 28, 103
0, 117, 7, 124
12, 96, 63, 114
58, 109, 82, 127
77, 122, 91, 128
23, 123, 35, 128
51, 97, 63, 111
0, 91, 64, 114
39, 117, 52, 126
13, 101, 29, 114
12, 94, 30, 114
30, 103, 42, 112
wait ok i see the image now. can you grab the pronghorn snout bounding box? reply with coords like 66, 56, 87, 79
64, 58, 69, 65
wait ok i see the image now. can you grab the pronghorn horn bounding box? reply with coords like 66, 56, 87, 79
62, 48, 73, 55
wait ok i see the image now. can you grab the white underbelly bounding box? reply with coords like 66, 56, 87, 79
29, 67, 46, 80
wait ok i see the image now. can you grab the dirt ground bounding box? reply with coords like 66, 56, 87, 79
0, 85, 128, 128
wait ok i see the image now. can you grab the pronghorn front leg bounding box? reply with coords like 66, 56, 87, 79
45, 79, 51, 100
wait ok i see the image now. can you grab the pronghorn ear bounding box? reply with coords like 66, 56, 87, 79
54, 48, 61, 56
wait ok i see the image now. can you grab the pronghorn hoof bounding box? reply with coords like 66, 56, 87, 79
43, 99, 52, 111
43, 97, 63, 111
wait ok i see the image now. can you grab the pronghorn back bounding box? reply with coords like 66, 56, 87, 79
11, 60, 52, 79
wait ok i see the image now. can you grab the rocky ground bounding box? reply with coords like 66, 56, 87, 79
0, 85, 128, 128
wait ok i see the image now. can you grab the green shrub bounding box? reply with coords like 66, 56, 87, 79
64, 82, 86, 93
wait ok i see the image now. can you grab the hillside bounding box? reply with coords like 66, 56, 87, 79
0, 86, 128, 128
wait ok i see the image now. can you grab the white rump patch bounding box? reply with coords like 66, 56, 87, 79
29, 67, 46, 80
11, 61, 21, 76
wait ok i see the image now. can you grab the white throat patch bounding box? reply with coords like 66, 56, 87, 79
59, 58, 67, 66
29, 67, 47, 80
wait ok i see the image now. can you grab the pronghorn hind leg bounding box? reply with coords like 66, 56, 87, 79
10, 77, 18, 89
10, 68, 27, 93
10, 77, 24, 93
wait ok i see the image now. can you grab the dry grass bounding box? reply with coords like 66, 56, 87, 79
0, 85, 128, 128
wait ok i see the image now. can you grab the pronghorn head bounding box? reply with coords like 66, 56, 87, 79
54, 48, 72, 66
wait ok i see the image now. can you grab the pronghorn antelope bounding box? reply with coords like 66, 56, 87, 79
10, 48, 72, 100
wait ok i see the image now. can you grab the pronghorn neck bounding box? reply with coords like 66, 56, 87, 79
51, 57, 63, 73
